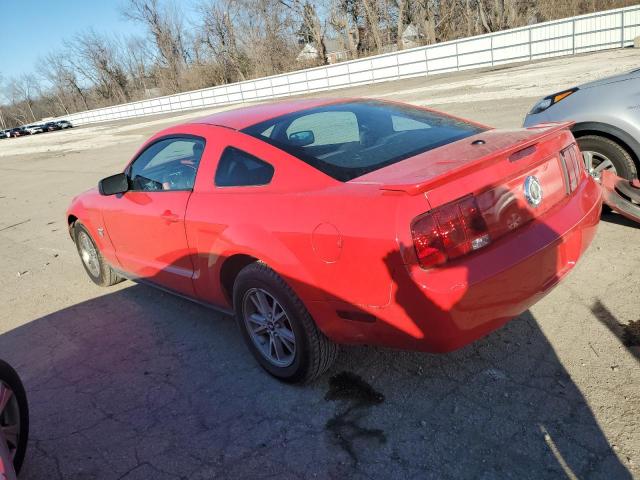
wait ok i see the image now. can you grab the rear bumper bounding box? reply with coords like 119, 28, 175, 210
313, 176, 602, 352
601, 170, 640, 224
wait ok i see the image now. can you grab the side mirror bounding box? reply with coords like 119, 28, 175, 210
99, 173, 129, 195
288, 130, 315, 147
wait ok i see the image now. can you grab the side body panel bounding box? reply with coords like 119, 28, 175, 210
184, 127, 400, 338
67, 189, 120, 268
100, 190, 195, 296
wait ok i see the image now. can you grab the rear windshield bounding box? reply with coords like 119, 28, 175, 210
241, 101, 485, 181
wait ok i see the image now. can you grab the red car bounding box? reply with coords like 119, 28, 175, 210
67, 99, 602, 382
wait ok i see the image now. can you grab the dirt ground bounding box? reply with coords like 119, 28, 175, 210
0, 48, 638, 479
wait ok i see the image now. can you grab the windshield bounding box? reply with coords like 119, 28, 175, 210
241, 101, 485, 181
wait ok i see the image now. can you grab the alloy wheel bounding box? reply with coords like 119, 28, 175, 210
78, 231, 100, 277
582, 150, 617, 181
242, 288, 296, 367
0, 381, 21, 462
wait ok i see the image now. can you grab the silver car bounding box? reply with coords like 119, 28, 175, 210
24, 124, 44, 135
524, 68, 640, 180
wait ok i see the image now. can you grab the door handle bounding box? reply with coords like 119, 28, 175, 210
160, 210, 180, 223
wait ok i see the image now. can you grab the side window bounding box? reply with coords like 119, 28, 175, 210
215, 147, 274, 187
129, 137, 205, 191
391, 114, 431, 132
285, 111, 359, 146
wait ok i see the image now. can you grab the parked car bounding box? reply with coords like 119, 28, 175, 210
8, 127, 29, 138
24, 124, 44, 135
0, 130, 10, 139
42, 122, 61, 132
0, 359, 29, 479
56, 120, 73, 129
524, 68, 640, 181
67, 98, 601, 382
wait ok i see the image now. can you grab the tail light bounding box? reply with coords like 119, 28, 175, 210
412, 143, 582, 269
411, 195, 491, 269
561, 144, 584, 193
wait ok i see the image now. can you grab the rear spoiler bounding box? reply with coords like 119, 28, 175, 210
380, 122, 574, 195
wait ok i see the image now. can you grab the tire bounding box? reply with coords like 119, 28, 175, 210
233, 262, 338, 383
577, 135, 637, 181
0, 359, 29, 474
73, 223, 122, 287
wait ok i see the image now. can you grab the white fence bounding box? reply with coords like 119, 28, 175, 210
58, 5, 640, 127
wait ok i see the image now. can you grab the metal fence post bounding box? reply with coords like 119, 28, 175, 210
621, 11, 625, 47
424, 48, 429, 78
572, 19, 576, 55
490, 35, 494, 66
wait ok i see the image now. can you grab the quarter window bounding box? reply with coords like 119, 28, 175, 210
129, 137, 205, 191
215, 147, 274, 187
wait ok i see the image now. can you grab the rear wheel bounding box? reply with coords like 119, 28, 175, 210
73, 223, 122, 287
0, 359, 28, 474
233, 262, 338, 383
577, 135, 637, 181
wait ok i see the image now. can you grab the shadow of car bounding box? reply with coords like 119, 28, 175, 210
0, 279, 631, 478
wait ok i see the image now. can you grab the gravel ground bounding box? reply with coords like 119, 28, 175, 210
0, 48, 638, 479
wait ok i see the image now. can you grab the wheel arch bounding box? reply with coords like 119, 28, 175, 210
219, 253, 260, 305
217, 249, 340, 348
571, 122, 640, 168
217, 246, 324, 304
67, 214, 78, 239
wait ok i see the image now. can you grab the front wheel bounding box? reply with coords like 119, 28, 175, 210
578, 135, 637, 181
73, 223, 122, 287
233, 262, 338, 383
0, 359, 29, 475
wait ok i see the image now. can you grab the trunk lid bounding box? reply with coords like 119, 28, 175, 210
356, 123, 585, 262
355, 123, 574, 198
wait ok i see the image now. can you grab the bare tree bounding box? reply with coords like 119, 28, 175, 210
1, 0, 637, 128
330, 0, 364, 56
66, 31, 130, 104
8, 74, 41, 123
285, 0, 329, 65
123, 36, 155, 96
199, 0, 248, 82
239, 0, 298, 77
124, 0, 190, 93
396, 0, 407, 50
361, 0, 383, 52
40, 51, 90, 112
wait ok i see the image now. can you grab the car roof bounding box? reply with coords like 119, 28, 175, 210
194, 97, 356, 130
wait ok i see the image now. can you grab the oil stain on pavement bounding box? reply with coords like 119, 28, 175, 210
325, 371, 386, 464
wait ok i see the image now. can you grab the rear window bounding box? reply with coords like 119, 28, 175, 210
241, 101, 485, 181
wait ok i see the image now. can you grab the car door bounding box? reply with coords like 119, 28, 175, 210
101, 135, 205, 297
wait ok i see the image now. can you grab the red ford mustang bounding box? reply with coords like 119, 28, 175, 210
67, 98, 602, 382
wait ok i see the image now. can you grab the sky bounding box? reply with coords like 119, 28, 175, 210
0, 0, 150, 80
